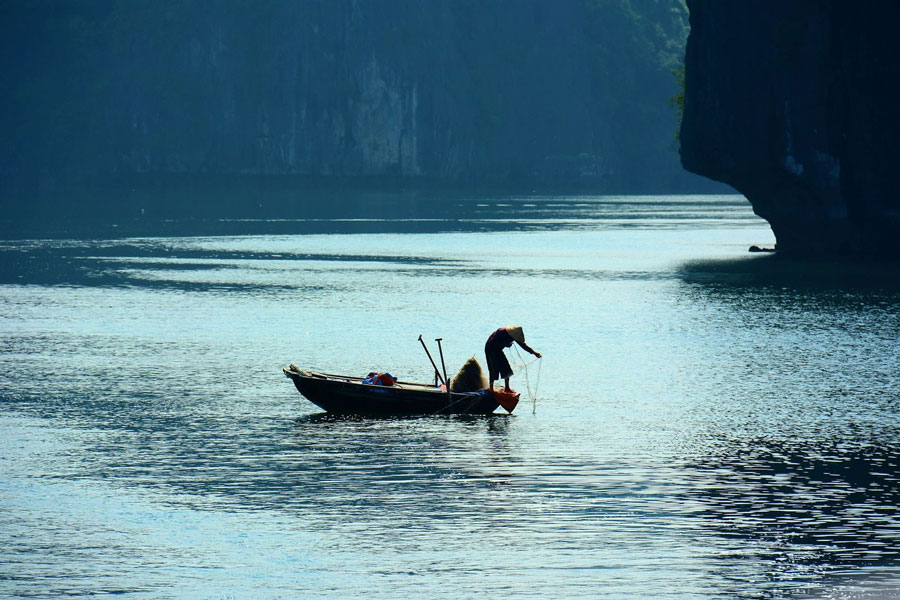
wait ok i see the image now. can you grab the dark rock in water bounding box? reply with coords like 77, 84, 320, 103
681, 0, 900, 257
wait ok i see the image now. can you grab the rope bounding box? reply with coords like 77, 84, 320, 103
429, 390, 484, 416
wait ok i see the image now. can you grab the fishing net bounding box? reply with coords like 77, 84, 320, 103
510, 345, 543, 414
449, 356, 489, 392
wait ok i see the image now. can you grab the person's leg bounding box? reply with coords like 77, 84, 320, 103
504, 377, 510, 392
486, 345, 498, 391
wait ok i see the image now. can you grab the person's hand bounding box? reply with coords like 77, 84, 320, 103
534, 351, 542, 358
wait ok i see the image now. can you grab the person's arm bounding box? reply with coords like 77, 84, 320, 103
517, 340, 542, 358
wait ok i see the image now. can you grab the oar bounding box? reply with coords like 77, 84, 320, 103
435, 337, 450, 395
418, 334, 446, 387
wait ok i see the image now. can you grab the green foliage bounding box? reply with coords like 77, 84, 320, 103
582, 0, 690, 179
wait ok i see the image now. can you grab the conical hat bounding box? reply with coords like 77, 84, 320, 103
505, 325, 525, 344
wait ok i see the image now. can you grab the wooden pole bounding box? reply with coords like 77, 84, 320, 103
435, 337, 450, 395
418, 334, 446, 387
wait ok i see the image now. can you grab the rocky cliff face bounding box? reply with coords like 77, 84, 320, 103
1, 0, 701, 205
681, 0, 900, 256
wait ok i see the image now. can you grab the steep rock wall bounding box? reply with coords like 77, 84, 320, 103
1, 0, 698, 202
681, 0, 900, 256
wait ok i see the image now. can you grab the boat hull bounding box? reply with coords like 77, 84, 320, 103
284, 368, 504, 415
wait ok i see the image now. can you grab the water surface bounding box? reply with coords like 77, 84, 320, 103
2, 194, 899, 599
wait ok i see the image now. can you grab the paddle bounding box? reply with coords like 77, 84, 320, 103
435, 337, 450, 394
418, 334, 446, 387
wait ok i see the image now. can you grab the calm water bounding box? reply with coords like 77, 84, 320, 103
2, 194, 900, 599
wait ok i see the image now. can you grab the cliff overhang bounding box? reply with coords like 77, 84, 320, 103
680, 0, 900, 257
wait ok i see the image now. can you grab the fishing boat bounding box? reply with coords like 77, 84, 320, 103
283, 366, 519, 415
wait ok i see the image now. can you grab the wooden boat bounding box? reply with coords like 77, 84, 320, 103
283, 366, 519, 415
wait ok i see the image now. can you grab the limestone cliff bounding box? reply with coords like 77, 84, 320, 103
681, 0, 900, 256
1, 0, 704, 208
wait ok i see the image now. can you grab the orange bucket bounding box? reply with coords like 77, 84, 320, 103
491, 389, 520, 413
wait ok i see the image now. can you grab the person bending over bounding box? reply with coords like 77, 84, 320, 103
484, 326, 541, 392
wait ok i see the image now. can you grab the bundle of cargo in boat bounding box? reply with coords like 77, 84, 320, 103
449, 356, 488, 393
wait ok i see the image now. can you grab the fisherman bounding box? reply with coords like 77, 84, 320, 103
484, 326, 541, 392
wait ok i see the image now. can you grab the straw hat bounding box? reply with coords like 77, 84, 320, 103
505, 325, 525, 344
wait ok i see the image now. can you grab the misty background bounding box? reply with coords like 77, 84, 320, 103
0, 0, 727, 220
